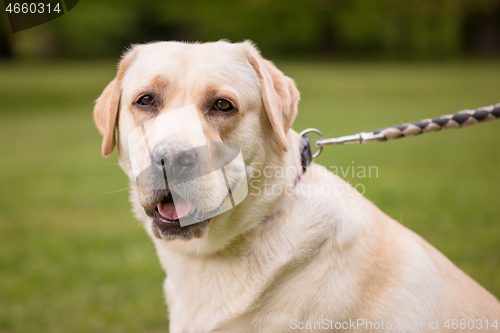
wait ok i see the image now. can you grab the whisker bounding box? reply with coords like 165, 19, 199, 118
107, 162, 132, 166
103, 187, 129, 193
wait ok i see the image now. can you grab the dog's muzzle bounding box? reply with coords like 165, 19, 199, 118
128, 105, 249, 228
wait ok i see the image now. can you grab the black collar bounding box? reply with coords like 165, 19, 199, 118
300, 134, 313, 173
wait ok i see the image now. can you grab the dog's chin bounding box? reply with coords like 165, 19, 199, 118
151, 210, 212, 240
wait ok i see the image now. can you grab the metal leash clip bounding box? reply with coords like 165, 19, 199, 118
299, 128, 384, 160
299, 128, 324, 160
315, 132, 385, 147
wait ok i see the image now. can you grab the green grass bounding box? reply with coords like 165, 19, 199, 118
1, 60, 499, 332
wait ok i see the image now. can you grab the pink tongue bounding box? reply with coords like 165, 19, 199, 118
158, 199, 193, 220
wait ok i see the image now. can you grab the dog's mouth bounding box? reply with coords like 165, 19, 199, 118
144, 191, 227, 240
157, 194, 194, 221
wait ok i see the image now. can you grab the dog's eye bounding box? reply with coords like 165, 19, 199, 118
137, 95, 155, 106
213, 99, 233, 112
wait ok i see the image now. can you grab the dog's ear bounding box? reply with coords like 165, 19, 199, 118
93, 48, 137, 157
239, 41, 300, 151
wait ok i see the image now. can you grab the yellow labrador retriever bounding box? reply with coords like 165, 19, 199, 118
94, 40, 500, 332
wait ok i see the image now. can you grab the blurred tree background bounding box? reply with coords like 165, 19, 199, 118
1, 0, 500, 59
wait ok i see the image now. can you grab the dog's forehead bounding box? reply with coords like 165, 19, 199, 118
123, 42, 258, 92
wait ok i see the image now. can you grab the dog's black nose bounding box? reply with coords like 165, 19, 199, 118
151, 141, 197, 177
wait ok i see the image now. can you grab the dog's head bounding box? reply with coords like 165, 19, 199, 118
94, 40, 300, 254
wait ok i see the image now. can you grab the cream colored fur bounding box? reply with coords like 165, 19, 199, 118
94, 40, 500, 332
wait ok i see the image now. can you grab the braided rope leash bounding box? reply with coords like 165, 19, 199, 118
373, 103, 500, 140
304, 103, 500, 157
